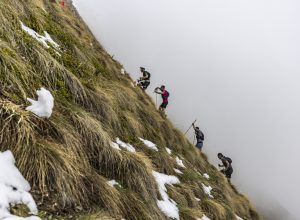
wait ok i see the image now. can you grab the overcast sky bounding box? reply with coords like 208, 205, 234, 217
73, 0, 300, 218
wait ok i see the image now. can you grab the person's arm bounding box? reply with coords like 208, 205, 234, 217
223, 160, 229, 171
140, 72, 149, 80
140, 75, 146, 80
155, 88, 162, 94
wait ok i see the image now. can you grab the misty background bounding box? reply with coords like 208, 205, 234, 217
73, 0, 300, 219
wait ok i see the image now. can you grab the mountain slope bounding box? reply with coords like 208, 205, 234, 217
0, 0, 260, 219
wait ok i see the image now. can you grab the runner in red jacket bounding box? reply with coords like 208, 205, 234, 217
154, 85, 169, 112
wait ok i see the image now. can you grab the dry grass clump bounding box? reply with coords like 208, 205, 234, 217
0, 45, 36, 101
179, 207, 203, 220
201, 199, 227, 220
150, 152, 175, 174
168, 185, 199, 209
120, 191, 166, 220
0, 100, 35, 150
77, 211, 116, 220
97, 145, 157, 199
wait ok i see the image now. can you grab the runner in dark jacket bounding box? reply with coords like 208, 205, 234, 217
192, 123, 204, 151
218, 153, 233, 182
137, 67, 151, 90
154, 85, 169, 112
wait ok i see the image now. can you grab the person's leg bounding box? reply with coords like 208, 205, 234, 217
225, 169, 233, 183
144, 81, 150, 90
159, 103, 167, 111
196, 142, 203, 152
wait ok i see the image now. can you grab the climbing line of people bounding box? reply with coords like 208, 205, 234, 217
136, 66, 233, 181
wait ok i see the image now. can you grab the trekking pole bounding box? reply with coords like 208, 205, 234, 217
184, 119, 197, 135
193, 133, 196, 145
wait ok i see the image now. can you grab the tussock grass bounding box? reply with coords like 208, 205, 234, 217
201, 199, 227, 220
77, 211, 116, 220
179, 207, 203, 220
0, 100, 35, 150
121, 191, 166, 220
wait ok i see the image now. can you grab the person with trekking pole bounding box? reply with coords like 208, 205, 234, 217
192, 122, 204, 151
154, 85, 169, 112
136, 67, 151, 91
217, 153, 233, 182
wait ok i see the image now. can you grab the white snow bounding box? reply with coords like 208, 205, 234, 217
236, 215, 244, 220
21, 22, 60, 50
152, 171, 180, 220
197, 215, 211, 220
195, 197, 201, 202
0, 151, 40, 220
121, 69, 125, 74
139, 138, 158, 151
110, 142, 121, 150
165, 147, 172, 155
175, 157, 186, 168
116, 138, 136, 153
26, 87, 54, 118
174, 169, 183, 174
201, 183, 213, 198
203, 173, 210, 179
107, 180, 121, 188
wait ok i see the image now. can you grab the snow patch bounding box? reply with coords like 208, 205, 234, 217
203, 173, 210, 179
0, 151, 40, 220
110, 142, 121, 150
165, 147, 172, 155
197, 215, 211, 220
107, 180, 121, 188
121, 69, 125, 74
21, 22, 60, 50
195, 197, 201, 202
26, 87, 54, 118
116, 138, 136, 152
201, 183, 213, 198
152, 171, 180, 220
236, 215, 244, 220
175, 157, 186, 168
174, 169, 183, 174
139, 138, 158, 151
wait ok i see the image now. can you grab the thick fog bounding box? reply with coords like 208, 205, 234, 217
73, 0, 300, 218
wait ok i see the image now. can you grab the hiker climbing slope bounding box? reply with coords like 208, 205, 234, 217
154, 85, 169, 112
218, 153, 233, 182
192, 123, 204, 151
137, 67, 151, 90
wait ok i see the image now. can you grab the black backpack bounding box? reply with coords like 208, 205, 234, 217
144, 71, 151, 80
165, 91, 170, 98
225, 157, 232, 164
196, 130, 204, 141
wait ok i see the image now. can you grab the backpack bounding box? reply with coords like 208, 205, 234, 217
225, 157, 232, 164
199, 132, 204, 141
196, 130, 204, 141
144, 71, 151, 80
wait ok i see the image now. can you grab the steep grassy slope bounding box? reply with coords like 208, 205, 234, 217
0, 0, 260, 219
